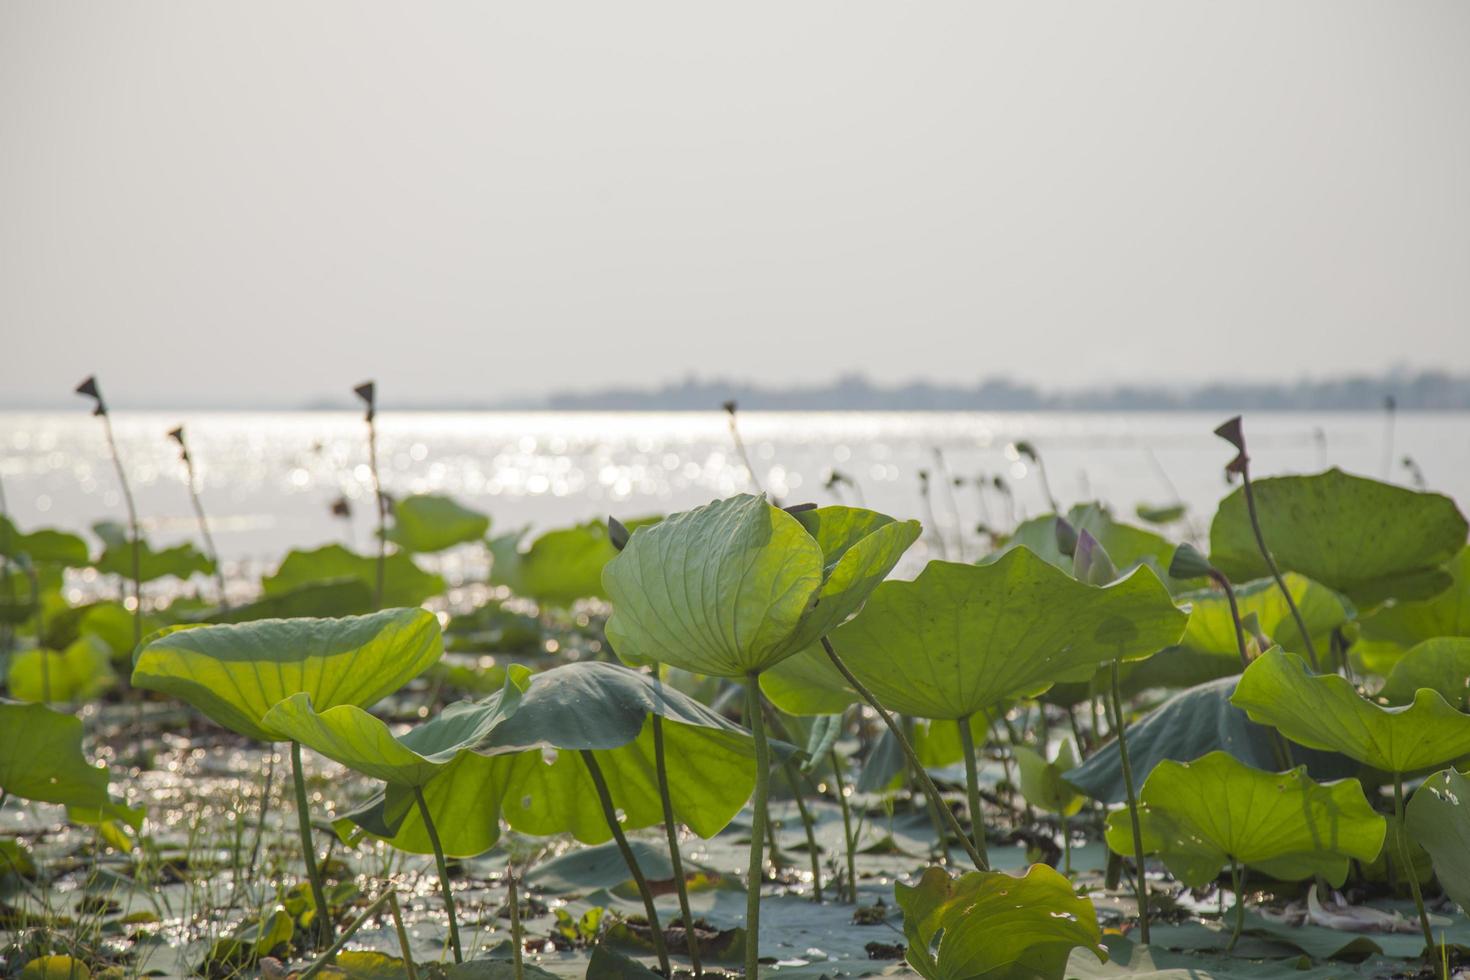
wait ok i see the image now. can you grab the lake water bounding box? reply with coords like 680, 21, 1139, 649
2, 410, 1467, 573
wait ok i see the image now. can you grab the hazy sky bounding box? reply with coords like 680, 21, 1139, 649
2, 2, 1467, 408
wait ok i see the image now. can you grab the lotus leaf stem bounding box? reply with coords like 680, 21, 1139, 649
246, 749, 275, 872
1108, 662, 1150, 945
1238, 473, 1319, 670
1227, 859, 1244, 952
1393, 774, 1434, 952
364, 414, 386, 609
819, 636, 988, 871
300, 888, 415, 980
290, 740, 334, 949
387, 892, 420, 980
412, 785, 463, 963
744, 676, 770, 980
506, 857, 525, 980
956, 716, 989, 866
96, 407, 143, 650
580, 749, 671, 976
652, 712, 703, 974
829, 748, 858, 904
780, 757, 823, 902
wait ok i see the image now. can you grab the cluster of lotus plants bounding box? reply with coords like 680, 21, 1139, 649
4, 410, 1470, 980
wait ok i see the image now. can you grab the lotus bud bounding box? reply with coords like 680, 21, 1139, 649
1168, 542, 1215, 581
608, 516, 631, 552
1073, 530, 1117, 586
1054, 517, 1079, 558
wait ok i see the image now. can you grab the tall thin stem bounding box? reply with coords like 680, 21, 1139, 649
1213, 568, 1295, 771
1109, 662, 1150, 945
1394, 774, 1434, 952
174, 432, 228, 607
820, 637, 988, 871
744, 677, 770, 980
506, 857, 524, 980
956, 716, 989, 866
652, 712, 703, 974
723, 401, 765, 496
581, 750, 671, 976
246, 750, 275, 872
366, 415, 386, 609
413, 786, 463, 963
780, 758, 823, 902
1227, 859, 1244, 952
829, 749, 857, 904
100, 412, 142, 649
291, 741, 334, 948
1239, 476, 1319, 670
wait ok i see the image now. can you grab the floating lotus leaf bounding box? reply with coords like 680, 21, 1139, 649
195, 578, 374, 624
603, 496, 919, 677
1106, 752, 1384, 888
1066, 676, 1355, 805
895, 864, 1105, 980
783, 549, 1185, 721
1380, 637, 1470, 708
1405, 767, 1470, 912
262, 545, 444, 608
1233, 648, 1470, 774
1356, 547, 1470, 671
19, 956, 92, 980
0, 516, 89, 566
1015, 740, 1084, 817
96, 538, 215, 583
131, 608, 443, 741
489, 520, 630, 606
6, 636, 116, 703
386, 494, 490, 554
0, 701, 143, 830
262, 676, 523, 787
1209, 469, 1468, 606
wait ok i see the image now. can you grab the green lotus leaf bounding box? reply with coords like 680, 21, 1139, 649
758, 644, 857, 716
7, 636, 117, 703
0, 516, 89, 566
806, 549, 1185, 720
1232, 648, 1470, 774
77, 603, 165, 661
490, 518, 658, 607
1380, 637, 1470, 708
19, 956, 91, 980
1136, 503, 1187, 525
1209, 469, 1468, 606
386, 494, 490, 554
196, 578, 374, 624
895, 863, 1105, 980
1405, 767, 1470, 912
337, 748, 510, 858
0, 701, 143, 829
604, 496, 918, 677
1015, 740, 1084, 817
131, 608, 443, 742
484, 661, 760, 842
262, 545, 444, 608
1105, 752, 1385, 888
1355, 546, 1470, 671
987, 503, 1182, 591
1131, 573, 1352, 690
262, 677, 523, 787
1066, 676, 1356, 805
96, 538, 215, 583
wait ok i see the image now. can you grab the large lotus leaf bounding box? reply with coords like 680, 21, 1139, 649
262, 545, 444, 608
821, 549, 1186, 720
1355, 547, 1470, 671
603, 495, 823, 677
1233, 648, 1470, 774
1209, 469, 1468, 606
895, 864, 1105, 980
1405, 767, 1470, 912
262, 678, 523, 787
489, 521, 620, 606
1105, 752, 1385, 888
7, 636, 117, 703
385, 494, 490, 554
1380, 637, 1470, 709
479, 661, 759, 841
131, 608, 443, 741
337, 748, 510, 858
97, 538, 215, 583
1066, 676, 1357, 804
0, 701, 143, 829
0, 516, 89, 566
201, 579, 374, 625
987, 503, 1181, 590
